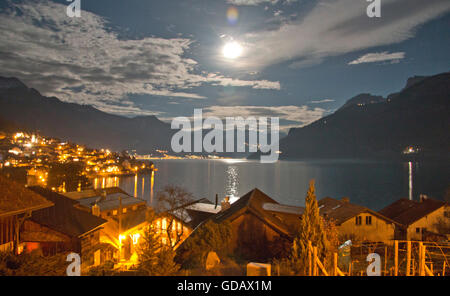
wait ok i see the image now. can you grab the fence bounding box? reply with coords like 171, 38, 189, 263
307, 240, 450, 276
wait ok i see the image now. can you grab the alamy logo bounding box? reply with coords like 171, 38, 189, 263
66, 252, 81, 276
66, 0, 81, 18
171, 109, 280, 163
366, 253, 381, 276
367, 0, 381, 18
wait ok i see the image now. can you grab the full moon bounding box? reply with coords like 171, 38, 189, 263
223, 42, 243, 59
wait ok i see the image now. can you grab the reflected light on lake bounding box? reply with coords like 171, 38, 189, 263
134, 174, 138, 197
409, 161, 413, 200
225, 165, 239, 203
88, 159, 448, 211
150, 170, 155, 204
220, 158, 248, 164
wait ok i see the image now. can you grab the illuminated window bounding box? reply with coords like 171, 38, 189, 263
113, 210, 118, 215
123, 208, 127, 214
162, 218, 167, 230
161, 237, 167, 245
130, 233, 140, 245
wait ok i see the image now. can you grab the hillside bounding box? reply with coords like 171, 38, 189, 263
0, 77, 174, 153
261, 72, 450, 160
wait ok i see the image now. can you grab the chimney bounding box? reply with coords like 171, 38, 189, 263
92, 204, 100, 216
341, 197, 350, 203
220, 196, 231, 212
215, 194, 218, 209
420, 194, 428, 203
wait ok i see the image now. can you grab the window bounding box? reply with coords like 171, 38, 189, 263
416, 227, 420, 233
365, 216, 372, 225
122, 208, 127, 214
112, 210, 117, 215
355, 216, 362, 225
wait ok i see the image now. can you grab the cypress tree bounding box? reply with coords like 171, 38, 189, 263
291, 179, 329, 274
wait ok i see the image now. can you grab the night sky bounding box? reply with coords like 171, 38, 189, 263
0, 0, 449, 133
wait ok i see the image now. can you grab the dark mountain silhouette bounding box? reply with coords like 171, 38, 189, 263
404, 76, 428, 90
0, 116, 25, 133
338, 93, 385, 111
0, 77, 174, 153
254, 72, 450, 160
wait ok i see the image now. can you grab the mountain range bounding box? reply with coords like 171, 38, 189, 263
0, 78, 174, 153
271, 72, 450, 160
0, 72, 449, 159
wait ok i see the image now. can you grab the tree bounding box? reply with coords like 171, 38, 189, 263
156, 185, 194, 247
175, 220, 233, 269
290, 179, 330, 275
135, 209, 180, 276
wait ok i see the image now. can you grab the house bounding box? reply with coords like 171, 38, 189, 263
73, 188, 147, 219
62, 187, 126, 201
318, 197, 400, 244
378, 196, 449, 241
0, 176, 53, 253
207, 188, 303, 260
68, 188, 149, 264
155, 198, 221, 249
21, 187, 108, 266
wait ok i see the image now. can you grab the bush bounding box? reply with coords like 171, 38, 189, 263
176, 220, 233, 269
0, 251, 68, 276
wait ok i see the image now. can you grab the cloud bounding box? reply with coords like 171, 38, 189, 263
310, 99, 335, 104
202, 105, 329, 132
0, 1, 280, 116
239, 0, 450, 69
227, 0, 279, 6
205, 73, 280, 90
227, 0, 297, 5
348, 51, 405, 65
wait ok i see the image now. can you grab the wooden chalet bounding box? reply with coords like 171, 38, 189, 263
0, 176, 53, 253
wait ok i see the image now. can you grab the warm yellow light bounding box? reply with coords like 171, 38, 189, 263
130, 233, 140, 245
223, 41, 243, 59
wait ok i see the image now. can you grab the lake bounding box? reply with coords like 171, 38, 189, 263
92, 159, 449, 211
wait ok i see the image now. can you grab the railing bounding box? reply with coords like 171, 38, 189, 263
307, 240, 449, 276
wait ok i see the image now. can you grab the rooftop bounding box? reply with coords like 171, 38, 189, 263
212, 188, 301, 238
0, 176, 53, 218
26, 186, 107, 238
62, 187, 128, 200
77, 191, 146, 212
318, 197, 398, 225
379, 197, 447, 226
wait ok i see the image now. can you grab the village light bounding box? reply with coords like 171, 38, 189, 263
130, 233, 140, 245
